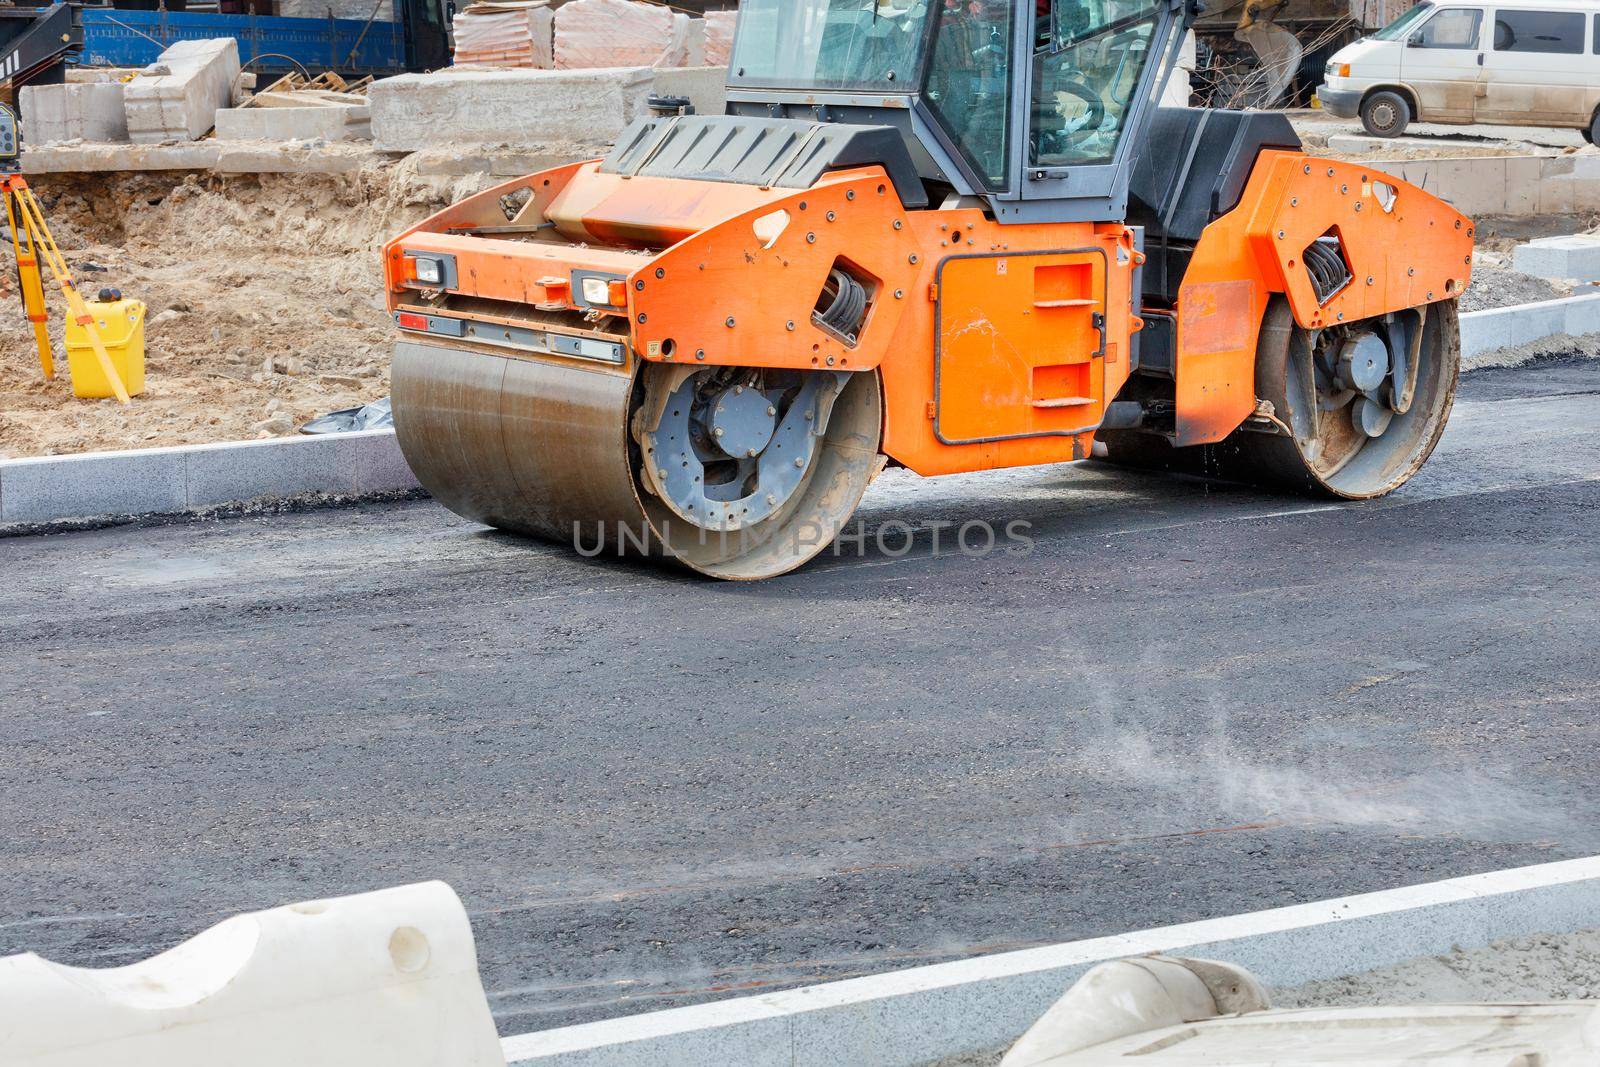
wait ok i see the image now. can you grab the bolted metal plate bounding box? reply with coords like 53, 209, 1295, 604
711, 385, 778, 458
1337, 332, 1390, 395
1353, 395, 1395, 439
645, 371, 845, 532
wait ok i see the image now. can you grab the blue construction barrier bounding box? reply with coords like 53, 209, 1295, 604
78, 6, 406, 75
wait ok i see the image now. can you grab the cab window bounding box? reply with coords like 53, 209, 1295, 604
924, 0, 1015, 191
1493, 9, 1585, 53
731, 0, 934, 90
1031, 0, 1160, 167
1411, 7, 1481, 48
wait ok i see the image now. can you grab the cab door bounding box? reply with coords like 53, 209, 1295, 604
933, 249, 1110, 446
1476, 7, 1591, 125
1399, 5, 1485, 122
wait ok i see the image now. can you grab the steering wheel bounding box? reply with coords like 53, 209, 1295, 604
1033, 75, 1107, 159
1054, 78, 1106, 131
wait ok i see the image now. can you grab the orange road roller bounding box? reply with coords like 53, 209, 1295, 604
385, 0, 1472, 579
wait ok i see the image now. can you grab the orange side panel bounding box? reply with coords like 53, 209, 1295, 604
628, 173, 1139, 477
878, 219, 1137, 478
934, 250, 1111, 445
629, 168, 920, 372
1175, 151, 1474, 445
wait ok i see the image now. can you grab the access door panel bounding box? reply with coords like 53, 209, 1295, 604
934, 249, 1108, 445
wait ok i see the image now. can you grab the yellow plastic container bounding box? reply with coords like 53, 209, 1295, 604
65, 291, 147, 399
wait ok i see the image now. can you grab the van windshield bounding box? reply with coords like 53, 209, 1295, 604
1373, 2, 1435, 40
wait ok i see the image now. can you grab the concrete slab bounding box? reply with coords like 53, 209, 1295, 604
123, 38, 241, 143
18, 82, 129, 145
215, 105, 372, 142
408, 146, 606, 178
20, 142, 222, 173
1513, 235, 1600, 282
18, 141, 383, 176
1360, 153, 1600, 218
1503, 155, 1544, 215
368, 67, 655, 151
213, 143, 372, 175
0, 447, 187, 525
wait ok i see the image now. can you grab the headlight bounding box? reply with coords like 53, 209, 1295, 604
401, 251, 456, 290
413, 257, 442, 284
1328, 62, 1350, 78
572, 271, 628, 309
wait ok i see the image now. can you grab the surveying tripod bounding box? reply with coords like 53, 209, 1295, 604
1, 103, 129, 404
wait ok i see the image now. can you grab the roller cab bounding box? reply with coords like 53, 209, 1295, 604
385, 0, 1474, 579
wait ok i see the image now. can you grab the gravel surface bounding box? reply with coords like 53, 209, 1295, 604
2, 361, 1599, 1038
1274, 928, 1600, 1007
1459, 264, 1569, 313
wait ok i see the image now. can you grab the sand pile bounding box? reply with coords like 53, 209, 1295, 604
0, 161, 491, 459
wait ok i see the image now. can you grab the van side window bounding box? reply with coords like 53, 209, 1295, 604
1412, 7, 1481, 48
1493, 9, 1585, 53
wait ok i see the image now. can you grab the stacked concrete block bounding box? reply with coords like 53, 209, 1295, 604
122, 38, 242, 144
18, 83, 130, 145
1513, 235, 1600, 283
368, 66, 653, 150
215, 106, 373, 142
554, 0, 702, 68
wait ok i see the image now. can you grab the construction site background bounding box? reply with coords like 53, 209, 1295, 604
1, 0, 1598, 462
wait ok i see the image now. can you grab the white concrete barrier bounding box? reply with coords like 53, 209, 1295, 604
0, 882, 505, 1067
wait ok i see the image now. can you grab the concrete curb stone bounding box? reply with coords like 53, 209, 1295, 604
1460, 292, 1600, 356
0, 429, 416, 528
499, 856, 1600, 1067
1, 295, 1595, 532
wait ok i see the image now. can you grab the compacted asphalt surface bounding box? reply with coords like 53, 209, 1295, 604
2, 356, 1598, 1035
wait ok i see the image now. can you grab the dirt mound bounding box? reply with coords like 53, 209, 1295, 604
0, 163, 492, 459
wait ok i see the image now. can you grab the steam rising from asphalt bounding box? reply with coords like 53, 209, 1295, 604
1074, 669, 1582, 845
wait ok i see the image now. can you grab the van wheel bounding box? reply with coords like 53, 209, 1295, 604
1360, 91, 1411, 138
1586, 111, 1599, 145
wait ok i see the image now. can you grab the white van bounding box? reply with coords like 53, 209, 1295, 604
1319, 0, 1600, 141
